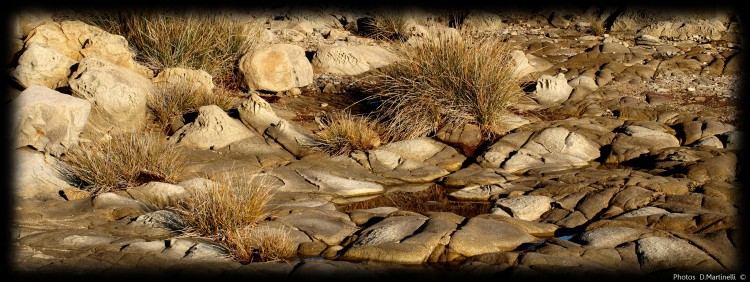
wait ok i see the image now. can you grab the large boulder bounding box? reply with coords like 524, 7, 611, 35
530, 73, 573, 105
169, 105, 256, 150
312, 45, 399, 76
68, 57, 153, 134
239, 44, 313, 92
11, 85, 90, 156
10, 43, 76, 89
14, 148, 75, 199
25, 21, 152, 77
151, 68, 214, 95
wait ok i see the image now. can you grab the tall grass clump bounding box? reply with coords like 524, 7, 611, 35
178, 174, 274, 241
313, 112, 382, 155
148, 83, 242, 133
81, 10, 260, 90
225, 225, 296, 263
60, 130, 183, 194
359, 10, 410, 41
369, 33, 524, 141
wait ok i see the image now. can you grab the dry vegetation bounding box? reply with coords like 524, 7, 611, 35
225, 225, 296, 263
80, 10, 260, 90
148, 84, 242, 133
60, 130, 183, 194
313, 112, 383, 155
359, 11, 410, 41
368, 32, 524, 141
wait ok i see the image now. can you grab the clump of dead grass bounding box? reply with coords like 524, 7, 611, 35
147, 83, 242, 133
60, 129, 183, 194
312, 112, 383, 155
367, 32, 524, 141
225, 225, 296, 263
359, 10, 410, 41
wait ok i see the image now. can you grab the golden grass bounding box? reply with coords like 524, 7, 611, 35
360, 11, 410, 41
225, 225, 296, 263
368, 32, 524, 141
80, 10, 260, 90
313, 112, 383, 155
177, 173, 274, 241
60, 129, 183, 194
147, 83, 242, 133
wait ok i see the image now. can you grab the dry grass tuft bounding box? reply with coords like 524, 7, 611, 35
359, 11, 410, 41
367, 32, 524, 141
147, 84, 242, 133
313, 112, 383, 155
80, 10, 260, 90
225, 225, 296, 263
60, 130, 183, 194
177, 173, 275, 241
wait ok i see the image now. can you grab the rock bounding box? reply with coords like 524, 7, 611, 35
68, 57, 153, 134
618, 206, 670, 218
449, 184, 508, 201
675, 120, 735, 146
477, 131, 533, 168
434, 123, 482, 156
568, 75, 598, 93
722, 54, 742, 75
347, 207, 399, 226
265, 120, 317, 157
15, 9, 54, 38
531, 73, 573, 105
442, 165, 518, 188
600, 42, 631, 54
151, 68, 214, 95
238, 92, 283, 134
501, 127, 601, 173
131, 210, 186, 231
686, 153, 736, 183
127, 182, 188, 208
605, 125, 680, 164
92, 192, 154, 214
11, 85, 91, 156
275, 211, 358, 246
239, 44, 313, 92
312, 45, 399, 76
579, 227, 643, 248
692, 136, 724, 148
510, 50, 535, 78
636, 236, 722, 272
351, 215, 426, 247
365, 137, 465, 182
14, 148, 75, 199
295, 169, 385, 197
169, 105, 256, 150
637, 19, 727, 43
58, 234, 116, 248
25, 21, 152, 77
10, 43, 76, 89
60, 188, 91, 201
716, 131, 741, 150
492, 195, 554, 221
448, 217, 537, 257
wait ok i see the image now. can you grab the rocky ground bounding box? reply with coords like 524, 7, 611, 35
7, 6, 745, 280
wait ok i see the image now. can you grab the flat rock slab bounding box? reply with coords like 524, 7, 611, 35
296, 169, 385, 197
275, 212, 358, 246
493, 195, 554, 221
448, 217, 537, 257
363, 138, 466, 182
636, 236, 723, 272
579, 226, 644, 248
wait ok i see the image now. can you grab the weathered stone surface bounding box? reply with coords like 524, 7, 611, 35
448, 217, 537, 257
14, 148, 75, 199
296, 169, 385, 197
170, 105, 256, 150
12, 85, 90, 156
685, 153, 736, 183
442, 165, 518, 188
151, 68, 214, 95
11, 43, 76, 89
127, 182, 188, 208
434, 123, 482, 156
365, 137, 465, 182
130, 210, 186, 231
347, 207, 399, 226
275, 211, 358, 246
675, 120, 735, 146
492, 195, 554, 221
68, 57, 153, 134
265, 120, 317, 157
500, 127, 601, 173
351, 215, 426, 247
239, 44, 313, 92
636, 236, 723, 272
531, 73, 573, 105
238, 93, 282, 134
312, 45, 399, 76
637, 19, 727, 43
92, 193, 153, 214
605, 125, 680, 163
579, 227, 643, 248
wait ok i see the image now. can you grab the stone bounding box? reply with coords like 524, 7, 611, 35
692, 136, 724, 148
637, 19, 727, 43
493, 195, 554, 221
347, 207, 399, 226
686, 153, 736, 183
10, 43, 76, 89
295, 169, 385, 197
92, 192, 153, 214
531, 73, 573, 105
636, 236, 722, 272
169, 105, 256, 150
605, 125, 680, 163
11, 85, 90, 156
68, 57, 153, 134
265, 120, 317, 158
237, 92, 283, 134
15, 9, 54, 38
131, 210, 186, 231
351, 215, 426, 247
239, 44, 313, 92
722, 54, 742, 75
600, 42, 631, 54
511, 50, 536, 78
365, 137, 465, 182
501, 127, 601, 173
312, 45, 399, 76
618, 207, 670, 218
151, 68, 214, 95
716, 131, 741, 150
434, 122, 482, 156
579, 227, 643, 248
127, 182, 188, 208
448, 217, 537, 257
14, 148, 76, 199
275, 211, 358, 246
675, 120, 735, 146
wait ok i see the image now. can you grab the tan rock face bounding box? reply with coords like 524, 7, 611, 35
12, 85, 91, 156
169, 105, 256, 150
312, 45, 399, 76
11, 43, 76, 89
239, 44, 313, 92
152, 68, 215, 95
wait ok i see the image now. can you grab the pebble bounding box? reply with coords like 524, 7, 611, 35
320, 103, 328, 108
687, 87, 696, 92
